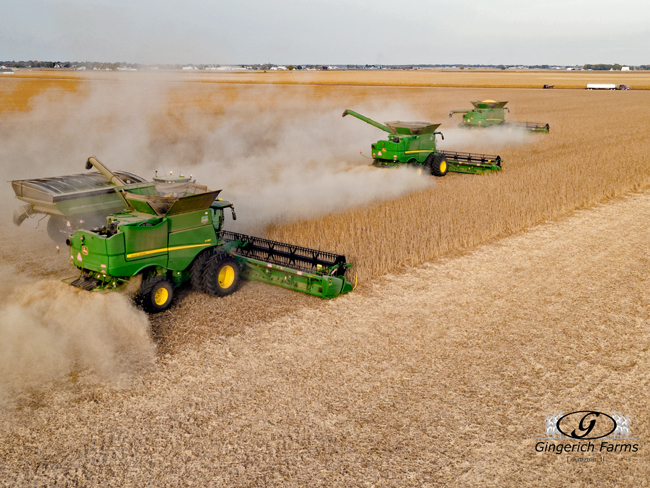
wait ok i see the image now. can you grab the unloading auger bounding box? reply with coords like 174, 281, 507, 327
342, 109, 502, 176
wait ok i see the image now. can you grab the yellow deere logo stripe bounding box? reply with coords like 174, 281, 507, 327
127, 243, 211, 259
405, 150, 435, 154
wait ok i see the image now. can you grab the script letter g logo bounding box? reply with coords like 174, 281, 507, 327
556, 411, 617, 440
572, 412, 599, 438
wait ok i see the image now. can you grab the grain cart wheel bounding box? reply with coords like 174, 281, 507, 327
426, 153, 448, 177
202, 253, 240, 297
47, 216, 70, 243
139, 276, 174, 313
190, 248, 215, 292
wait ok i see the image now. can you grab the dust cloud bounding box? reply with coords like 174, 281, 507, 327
0, 75, 540, 407
0, 75, 432, 233
439, 125, 535, 153
193, 102, 434, 232
0, 267, 155, 408
3, 76, 435, 404
1, 76, 541, 233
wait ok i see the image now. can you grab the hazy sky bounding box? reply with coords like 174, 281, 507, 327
1, 0, 648, 65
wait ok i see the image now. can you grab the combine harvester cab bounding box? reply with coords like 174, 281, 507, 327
65, 157, 353, 312
449, 100, 549, 133
343, 109, 502, 176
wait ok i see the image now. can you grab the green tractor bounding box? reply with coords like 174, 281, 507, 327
342, 109, 502, 176
64, 158, 353, 312
449, 100, 549, 133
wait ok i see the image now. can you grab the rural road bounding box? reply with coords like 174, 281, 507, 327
2, 191, 649, 486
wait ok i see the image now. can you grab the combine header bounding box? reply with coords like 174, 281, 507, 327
449, 100, 549, 133
64, 158, 353, 312
223, 231, 349, 298
343, 109, 502, 176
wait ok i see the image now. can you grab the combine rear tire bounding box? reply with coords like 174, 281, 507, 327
139, 276, 174, 313
426, 153, 448, 177
202, 254, 240, 297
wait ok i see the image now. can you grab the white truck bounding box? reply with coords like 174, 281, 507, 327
587, 83, 630, 90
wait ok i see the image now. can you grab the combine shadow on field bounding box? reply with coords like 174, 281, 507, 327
149, 280, 315, 355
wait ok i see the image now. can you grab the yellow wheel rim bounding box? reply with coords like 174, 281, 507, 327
219, 265, 235, 289
154, 287, 169, 306
440, 161, 447, 173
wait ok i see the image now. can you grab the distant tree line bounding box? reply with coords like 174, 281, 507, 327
583, 64, 624, 70
2, 60, 649, 71
0, 60, 144, 70
1, 60, 61, 68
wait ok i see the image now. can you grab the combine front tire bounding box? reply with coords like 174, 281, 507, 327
427, 153, 448, 177
190, 249, 215, 291
139, 276, 174, 313
202, 254, 240, 297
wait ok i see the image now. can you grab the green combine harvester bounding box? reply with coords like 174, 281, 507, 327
342, 109, 502, 176
64, 157, 353, 312
449, 100, 550, 132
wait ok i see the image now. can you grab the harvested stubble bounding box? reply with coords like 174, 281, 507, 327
3, 191, 650, 486
267, 89, 650, 281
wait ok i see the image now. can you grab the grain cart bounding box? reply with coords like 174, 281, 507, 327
448, 100, 549, 133
342, 109, 502, 176
11, 162, 198, 243
65, 158, 353, 312
11, 166, 147, 242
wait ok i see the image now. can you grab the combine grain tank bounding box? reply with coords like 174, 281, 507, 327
449, 100, 549, 133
